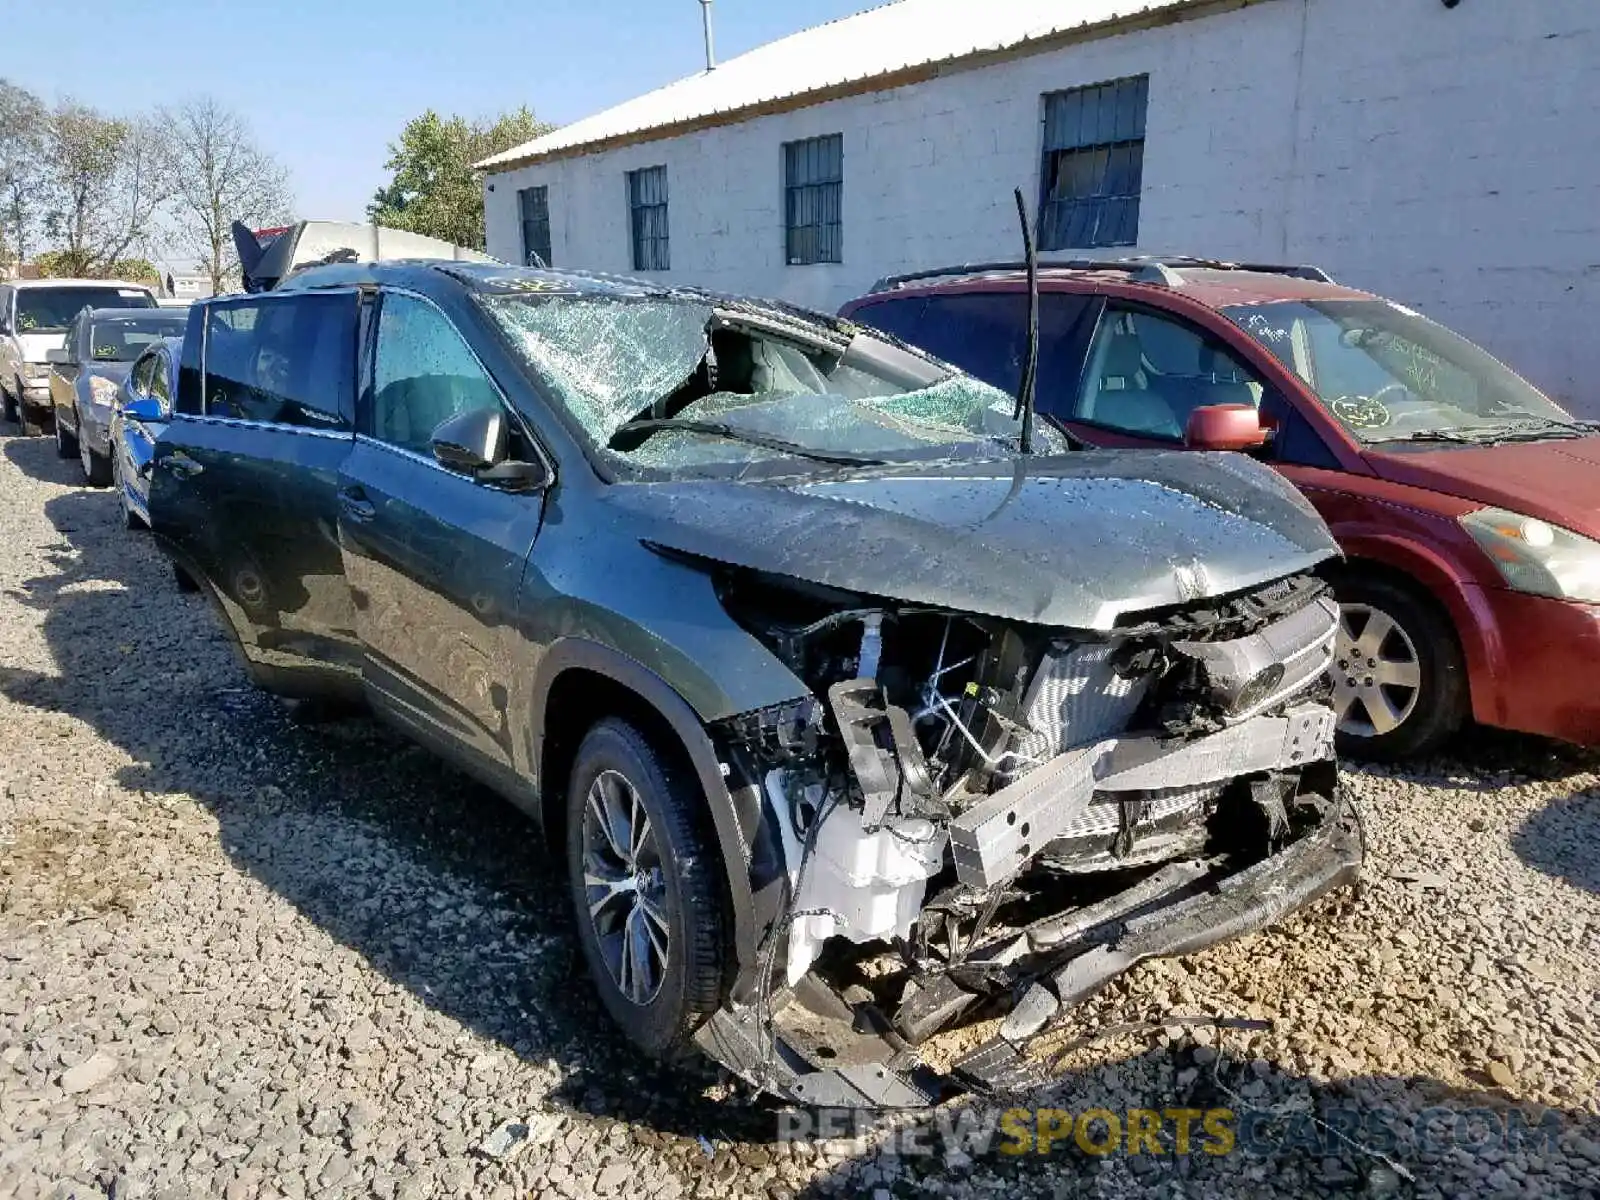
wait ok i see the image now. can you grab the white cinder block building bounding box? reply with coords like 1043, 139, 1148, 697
479, 0, 1600, 411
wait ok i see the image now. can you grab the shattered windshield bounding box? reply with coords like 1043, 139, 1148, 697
478, 292, 1064, 472
1224, 299, 1575, 444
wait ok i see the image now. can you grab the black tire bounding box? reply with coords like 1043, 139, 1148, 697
173, 563, 200, 593
20, 402, 47, 437
565, 717, 725, 1058
1331, 573, 1467, 762
111, 452, 140, 528
80, 437, 112, 487
1, 380, 16, 424
54, 413, 77, 457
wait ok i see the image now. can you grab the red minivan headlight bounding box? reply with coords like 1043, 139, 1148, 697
1460, 507, 1600, 604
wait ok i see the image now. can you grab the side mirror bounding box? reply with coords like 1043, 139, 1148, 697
1184, 404, 1269, 452
122, 396, 165, 423
431, 407, 507, 473
430, 407, 550, 491
45, 347, 70, 365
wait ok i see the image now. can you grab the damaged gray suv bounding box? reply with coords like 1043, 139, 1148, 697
149, 262, 1361, 1106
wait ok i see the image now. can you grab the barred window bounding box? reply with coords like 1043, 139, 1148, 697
784, 134, 842, 265
627, 166, 670, 272
1038, 76, 1148, 251
519, 186, 551, 267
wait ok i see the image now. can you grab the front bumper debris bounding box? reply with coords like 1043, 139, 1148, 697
694, 783, 1362, 1109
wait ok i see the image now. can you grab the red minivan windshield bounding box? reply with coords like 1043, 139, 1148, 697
1224, 299, 1575, 444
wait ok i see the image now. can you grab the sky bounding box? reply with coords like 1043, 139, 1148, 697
4, 0, 875, 249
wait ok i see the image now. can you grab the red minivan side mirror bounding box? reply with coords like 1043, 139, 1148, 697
1185, 404, 1269, 451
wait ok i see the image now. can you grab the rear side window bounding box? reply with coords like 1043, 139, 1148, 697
200, 293, 357, 429
852, 293, 1026, 392
849, 291, 1097, 416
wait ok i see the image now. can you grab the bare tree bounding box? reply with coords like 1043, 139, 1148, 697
38, 100, 170, 277
0, 80, 44, 269
157, 97, 291, 294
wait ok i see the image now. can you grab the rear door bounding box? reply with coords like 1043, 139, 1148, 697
150, 289, 363, 694
338, 288, 549, 771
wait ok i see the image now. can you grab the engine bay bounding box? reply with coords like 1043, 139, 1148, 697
699, 566, 1361, 1107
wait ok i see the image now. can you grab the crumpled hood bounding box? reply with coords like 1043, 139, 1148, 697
1367, 436, 1600, 540
607, 452, 1339, 630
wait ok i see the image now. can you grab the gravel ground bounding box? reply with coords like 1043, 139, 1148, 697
0, 430, 1596, 1200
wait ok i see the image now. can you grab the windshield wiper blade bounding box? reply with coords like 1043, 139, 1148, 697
615, 418, 891, 466
1483, 417, 1594, 440
1369, 429, 1484, 444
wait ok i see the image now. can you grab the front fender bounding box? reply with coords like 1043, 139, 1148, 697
1328, 526, 1502, 714
523, 637, 773, 984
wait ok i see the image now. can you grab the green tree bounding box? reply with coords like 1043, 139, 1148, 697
38, 101, 169, 277
368, 107, 553, 250
0, 79, 44, 268
34, 249, 158, 285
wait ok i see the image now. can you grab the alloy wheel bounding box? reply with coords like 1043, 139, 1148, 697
580, 768, 671, 1006
1332, 602, 1423, 739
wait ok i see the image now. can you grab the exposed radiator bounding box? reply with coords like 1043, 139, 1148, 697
1011, 642, 1149, 765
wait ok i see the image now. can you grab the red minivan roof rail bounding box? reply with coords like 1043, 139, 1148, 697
870, 256, 1334, 294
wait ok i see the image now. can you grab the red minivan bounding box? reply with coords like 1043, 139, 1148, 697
843, 259, 1600, 760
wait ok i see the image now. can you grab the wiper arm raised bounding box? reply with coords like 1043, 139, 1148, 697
615, 418, 891, 466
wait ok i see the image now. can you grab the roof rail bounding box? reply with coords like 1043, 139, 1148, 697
868, 256, 1334, 293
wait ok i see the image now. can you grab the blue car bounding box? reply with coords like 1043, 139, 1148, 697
110, 335, 182, 529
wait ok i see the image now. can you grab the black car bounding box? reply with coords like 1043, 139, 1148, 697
149, 261, 1360, 1106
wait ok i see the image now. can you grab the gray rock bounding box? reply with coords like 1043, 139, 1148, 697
59, 1053, 117, 1094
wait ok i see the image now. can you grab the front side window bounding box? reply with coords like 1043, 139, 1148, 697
369, 292, 503, 455
519, 185, 552, 267
149, 350, 173, 407
478, 290, 1068, 476
88, 314, 186, 362
784, 134, 842, 265
1074, 306, 1263, 440
627, 166, 670, 272
202, 292, 356, 429
130, 352, 157, 395
16, 287, 155, 332
1038, 76, 1148, 251
1224, 299, 1572, 443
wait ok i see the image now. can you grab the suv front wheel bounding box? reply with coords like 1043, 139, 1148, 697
1331, 575, 1467, 761
565, 717, 726, 1057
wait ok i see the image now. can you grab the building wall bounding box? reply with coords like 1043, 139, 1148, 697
484, 0, 1600, 410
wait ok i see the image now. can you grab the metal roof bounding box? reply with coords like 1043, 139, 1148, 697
477, 0, 1207, 172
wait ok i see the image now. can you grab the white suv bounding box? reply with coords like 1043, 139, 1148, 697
0, 278, 158, 433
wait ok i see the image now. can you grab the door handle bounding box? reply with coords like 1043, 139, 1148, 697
338, 488, 376, 522
163, 453, 202, 479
